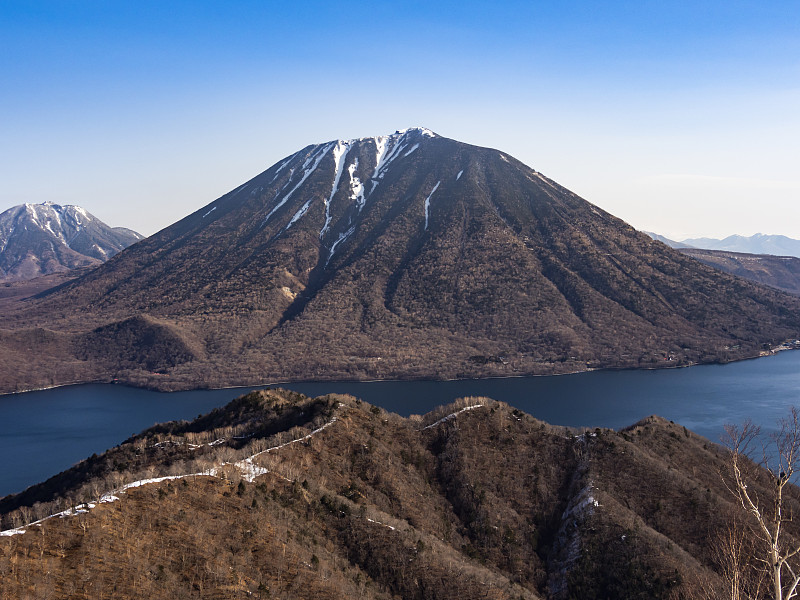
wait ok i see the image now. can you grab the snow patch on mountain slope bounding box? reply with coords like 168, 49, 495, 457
367, 130, 417, 195
348, 158, 365, 211
327, 225, 356, 264
286, 198, 313, 231
368, 136, 391, 195
321, 141, 351, 239
375, 137, 408, 179
424, 181, 441, 230
270, 152, 298, 183
261, 143, 333, 228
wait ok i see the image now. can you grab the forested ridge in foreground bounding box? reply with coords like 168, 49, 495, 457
3, 389, 797, 599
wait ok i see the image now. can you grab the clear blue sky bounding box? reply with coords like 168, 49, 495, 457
2, 1, 798, 238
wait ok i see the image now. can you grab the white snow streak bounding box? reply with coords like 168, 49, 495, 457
366, 518, 396, 531
229, 182, 249, 197
202, 207, 217, 218
286, 198, 313, 230
24, 204, 40, 228
376, 139, 407, 179
456, 170, 463, 180
366, 128, 432, 195
321, 141, 351, 239
244, 417, 337, 463
270, 153, 297, 183
327, 225, 356, 264
561, 483, 601, 521
421, 404, 482, 430
261, 143, 333, 228
348, 158, 365, 211
423, 181, 441, 230
369, 136, 390, 195
367, 134, 410, 194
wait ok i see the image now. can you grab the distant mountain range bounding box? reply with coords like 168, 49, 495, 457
642, 232, 694, 249
646, 231, 800, 258
2, 128, 800, 393
0, 202, 142, 282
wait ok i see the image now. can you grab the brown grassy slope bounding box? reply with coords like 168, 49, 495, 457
1, 391, 797, 599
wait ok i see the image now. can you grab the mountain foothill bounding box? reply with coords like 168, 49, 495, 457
2, 389, 795, 599
2, 127, 800, 393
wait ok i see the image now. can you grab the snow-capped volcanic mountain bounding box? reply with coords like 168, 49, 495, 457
3, 127, 800, 393
0, 202, 142, 282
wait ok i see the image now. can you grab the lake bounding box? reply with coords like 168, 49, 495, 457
2, 351, 800, 497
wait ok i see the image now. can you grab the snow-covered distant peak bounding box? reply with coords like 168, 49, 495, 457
22, 202, 90, 218
0, 201, 143, 281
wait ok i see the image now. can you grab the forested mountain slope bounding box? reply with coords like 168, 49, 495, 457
3, 128, 800, 392
2, 390, 792, 599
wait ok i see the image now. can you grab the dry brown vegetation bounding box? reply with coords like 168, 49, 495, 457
681, 248, 800, 296
3, 133, 800, 393
3, 389, 799, 599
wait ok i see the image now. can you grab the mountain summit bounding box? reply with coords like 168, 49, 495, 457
3, 128, 800, 392
0, 202, 142, 282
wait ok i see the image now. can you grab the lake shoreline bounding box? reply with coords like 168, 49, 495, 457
6, 344, 797, 399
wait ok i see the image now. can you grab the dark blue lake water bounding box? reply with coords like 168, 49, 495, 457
2, 351, 800, 497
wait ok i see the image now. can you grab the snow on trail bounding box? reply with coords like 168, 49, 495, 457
456, 170, 463, 180
366, 518, 396, 531
421, 404, 483, 430
423, 181, 441, 230
247, 417, 337, 461
1, 414, 340, 537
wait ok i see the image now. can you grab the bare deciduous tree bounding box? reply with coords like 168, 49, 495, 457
724, 407, 800, 600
